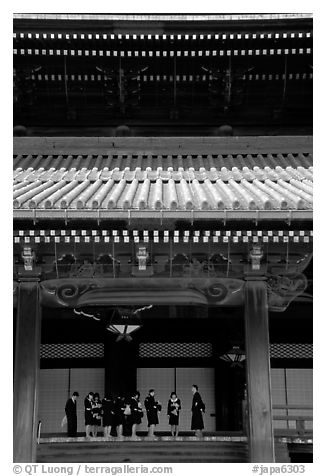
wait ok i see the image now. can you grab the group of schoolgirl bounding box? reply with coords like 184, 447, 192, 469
84, 389, 182, 439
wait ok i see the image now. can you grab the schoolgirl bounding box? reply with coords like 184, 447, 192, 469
144, 389, 162, 439
167, 392, 181, 437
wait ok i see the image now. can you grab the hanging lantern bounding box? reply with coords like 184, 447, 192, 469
106, 322, 142, 342
219, 345, 246, 367
73, 305, 151, 342
106, 306, 152, 342
106, 308, 141, 342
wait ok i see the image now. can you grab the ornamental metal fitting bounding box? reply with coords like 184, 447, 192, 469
249, 245, 264, 271
136, 246, 149, 271
21, 246, 35, 271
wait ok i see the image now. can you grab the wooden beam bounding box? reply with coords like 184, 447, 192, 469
13, 13, 313, 21
13, 135, 312, 156
13, 207, 313, 222
13, 281, 41, 462
244, 279, 275, 462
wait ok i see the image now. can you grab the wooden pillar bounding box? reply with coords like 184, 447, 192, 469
105, 337, 137, 398
244, 279, 275, 462
13, 281, 41, 462
214, 361, 231, 431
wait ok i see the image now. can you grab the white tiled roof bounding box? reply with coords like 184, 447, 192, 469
13, 154, 313, 211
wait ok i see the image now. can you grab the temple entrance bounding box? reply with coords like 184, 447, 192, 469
36, 306, 248, 436
137, 367, 216, 432
38, 366, 216, 434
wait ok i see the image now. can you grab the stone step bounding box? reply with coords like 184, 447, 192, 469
38, 456, 247, 463
38, 441, 247, 448
37, 441, 249, 463
38, 448, 248, 457
37, 442, 248, 451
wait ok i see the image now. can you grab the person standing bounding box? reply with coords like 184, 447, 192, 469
64, 391, 79, 437
84, 392, 94, 438
191, 384, 205, 438
130, 390, 143, 440
123, 394, 133, 437
167, 391, 181, 437
102, 394, 115, 439
91, 393, 102, 437
144, 389, 161, 440
114, 393, 126, 440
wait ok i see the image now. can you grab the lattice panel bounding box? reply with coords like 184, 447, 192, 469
39, 342, 311, 359
139, 342, 212, 358
270, 343, 312, 359
138, 343, 312, 359
40, 343, 104, 359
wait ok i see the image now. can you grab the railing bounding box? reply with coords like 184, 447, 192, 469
272, 404, 313, 435
241, 402, 312, 436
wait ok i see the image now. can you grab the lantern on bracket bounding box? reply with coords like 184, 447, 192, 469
73, 305, 152, 342
106, 305, 152, 341
219, 345, 246, 367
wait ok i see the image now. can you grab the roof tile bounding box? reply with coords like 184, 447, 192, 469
13, 153, 313, 172
44, 181, 76, 208
13, 152, 313, 211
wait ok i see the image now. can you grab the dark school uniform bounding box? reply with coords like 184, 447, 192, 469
122, 398, 133, 436
84, 397, 93, 426
144, 395, 162, 426
102, 397, 115, 427
167, 398, 181, 426
114, 396, 126, 427
191, 391, 205, 430
130, 396, 144, 425
65, 397, 77, 437
92, 400, 102, 426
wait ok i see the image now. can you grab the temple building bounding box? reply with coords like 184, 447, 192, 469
13, 14, 313, 464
